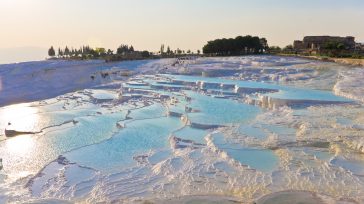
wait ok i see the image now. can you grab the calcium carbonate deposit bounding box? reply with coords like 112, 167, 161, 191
0, 56, 363, 203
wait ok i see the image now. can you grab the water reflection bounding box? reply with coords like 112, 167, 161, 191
0, 103, 40, 134
0, 103, 39, 160
0, 104, 40, 177
5, 135, 35, 155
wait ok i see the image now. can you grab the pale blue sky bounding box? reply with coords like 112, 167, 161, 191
0, 0, 363, 62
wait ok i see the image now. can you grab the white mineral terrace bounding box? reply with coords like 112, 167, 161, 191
0, 55, 363, 203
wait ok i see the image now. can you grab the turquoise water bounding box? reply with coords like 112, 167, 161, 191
65, 117, 183, 172
186, 91, 261, 125
166, 74, 352, 102
211, 133, 278, 172
129, 103, 166, 119
0, 72, 353, 177
0, 109, 125, 175
173, 127, 208, 144
238, 125, 269, 140
1, 57, 363, 203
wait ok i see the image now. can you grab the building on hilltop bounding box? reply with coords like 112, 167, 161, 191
293, 36, 356, 52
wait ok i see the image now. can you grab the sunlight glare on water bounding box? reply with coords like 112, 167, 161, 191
5, 135, 35, 155
0, 103, 40, 132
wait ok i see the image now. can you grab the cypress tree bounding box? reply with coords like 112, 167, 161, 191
48, 46, 55, 57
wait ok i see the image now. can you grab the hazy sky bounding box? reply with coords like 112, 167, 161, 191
1, 0, 364, 63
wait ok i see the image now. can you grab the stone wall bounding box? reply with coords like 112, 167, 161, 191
293, 36, 356, 50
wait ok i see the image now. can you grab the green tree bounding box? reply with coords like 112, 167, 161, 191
48, 46, 55, 57
117, 44, 130, 55
268, 46, 281, 53
177, 48, 182, 55
58, 48, 63, 57
336, 43, 345, 50
160, 44, 165, 55
107, 49, 113, 55
141, 50, 150, 58
129, 45, 134, 52
260, 38, 269, 51
283, 45, 293, 50
203, 35, 267, 55
64, 46, 70, 56
95, 48, 106, 56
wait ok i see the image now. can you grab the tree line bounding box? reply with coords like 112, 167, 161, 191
48, 43, 200, 61
48, 44, 154, 61
47, 35, 274, 61
159, 44, 201, 56
202, 35, 268, 56
48, 45, 114, 58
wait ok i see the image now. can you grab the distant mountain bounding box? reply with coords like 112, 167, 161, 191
0, 47, 46, 64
